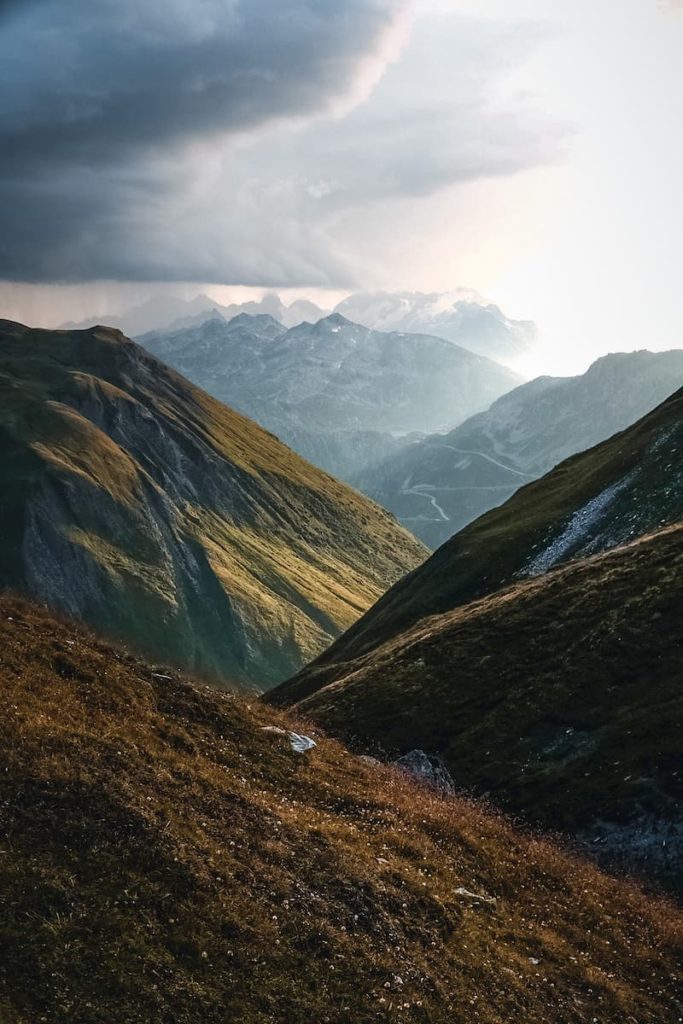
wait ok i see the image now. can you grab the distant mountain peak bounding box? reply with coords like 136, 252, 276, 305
319, 311, 353, 329
333, 290, 538, 369
138, 309, 520, 482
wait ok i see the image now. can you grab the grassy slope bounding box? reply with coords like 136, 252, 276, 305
0, 595, 681, 1023
0, 321, 425, 689
278, 526, 683, 888
273, 384, 682, 699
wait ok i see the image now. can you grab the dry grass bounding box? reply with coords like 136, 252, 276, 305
272, 525, 683, 893
0, 594, 681, 1023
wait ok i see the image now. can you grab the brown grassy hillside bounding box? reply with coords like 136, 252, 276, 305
0, 320, 425, 690
0, 595, 681, 1023
272, 525, 683, 894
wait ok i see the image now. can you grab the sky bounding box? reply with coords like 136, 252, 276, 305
0, 0, 681, 375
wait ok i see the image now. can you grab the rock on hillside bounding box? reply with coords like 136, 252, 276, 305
0, 320, 425, 691
355, 350, 683, 548
272, 525, 683, 894
0, 594, 681, 1023
140, 313, 521, 481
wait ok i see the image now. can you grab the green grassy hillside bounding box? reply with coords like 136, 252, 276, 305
0, 320, 426, 690
273, 525, 683, 892
0, 595, 681, 1023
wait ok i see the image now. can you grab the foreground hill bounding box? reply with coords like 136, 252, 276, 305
271, 525, 683, 893
0, 320, 425, 690
272, 383, 682, 687
0, 596, 681, 1023
140, 313, 521, 481
356, 350, 683, 548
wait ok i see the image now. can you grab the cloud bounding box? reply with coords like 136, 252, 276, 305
0, 2, 563, 286
0, 0, 409, 166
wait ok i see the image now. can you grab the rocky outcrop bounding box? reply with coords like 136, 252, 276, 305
333, 291, 538, 369
394, 749, 456, 795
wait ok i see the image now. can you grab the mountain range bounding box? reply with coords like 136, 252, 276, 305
61, 288, 536, 369
139, 312, 521, 481
270, 385, 683, 889
335, 291, 538, 369
61, 291, 331, 338
356, 349, 683, 547
1, 592, 680, 1023
0, 319, 425, 690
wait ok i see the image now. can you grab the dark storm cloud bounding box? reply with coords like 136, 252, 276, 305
0, 2, 561, 286
0, 0, 408, 280
0, 0, 405, 166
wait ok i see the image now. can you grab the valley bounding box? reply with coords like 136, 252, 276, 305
356, 350, 683, 547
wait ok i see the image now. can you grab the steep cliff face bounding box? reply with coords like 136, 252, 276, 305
0, 320, 426, 690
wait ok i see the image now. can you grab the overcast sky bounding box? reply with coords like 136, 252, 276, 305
0, 0, 681, 374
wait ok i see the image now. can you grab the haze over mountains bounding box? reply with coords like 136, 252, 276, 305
140, 311, 521, 481
62, 289, 535, 370
335, 291, 538, 369
271, 386, 683, 889
62, 292, 331, 338
357, 349, 683, 547
0, 320, 424, 690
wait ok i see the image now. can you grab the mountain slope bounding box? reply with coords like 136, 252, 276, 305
271, 525, 683, 892
271, 383, 682, 689
140, 313, 521, 481
356, 350, 683, 548
334, 291, 538, 369
0, 320, 425, 690
0, 594, 681, 1023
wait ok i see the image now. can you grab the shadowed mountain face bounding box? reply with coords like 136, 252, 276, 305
0, 320, 426, 691
139, 312, 522, 481
271, 383, 683, 691
354, 350, 683, 548
270, 525, 683, 894
0, 593, 681, 1023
